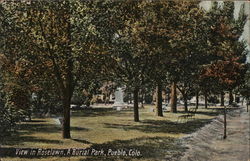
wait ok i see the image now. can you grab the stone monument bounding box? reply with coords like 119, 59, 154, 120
113, 87, 125, 110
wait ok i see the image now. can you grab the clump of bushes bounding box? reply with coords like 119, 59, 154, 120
0, 106, 25, 137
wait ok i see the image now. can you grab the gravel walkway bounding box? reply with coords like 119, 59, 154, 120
179, 106, 249, 161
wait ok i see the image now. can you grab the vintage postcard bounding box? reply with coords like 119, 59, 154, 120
0, 0, 249, 161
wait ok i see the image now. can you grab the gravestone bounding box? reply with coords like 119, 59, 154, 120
112, 87, 125, 110
54, 117, 63, 126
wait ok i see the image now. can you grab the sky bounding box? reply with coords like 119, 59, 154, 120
200, 1, 250, 63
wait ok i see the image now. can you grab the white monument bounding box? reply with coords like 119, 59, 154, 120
113, 87, 125, 110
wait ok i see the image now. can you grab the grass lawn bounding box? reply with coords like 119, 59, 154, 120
1, 105, 224, 161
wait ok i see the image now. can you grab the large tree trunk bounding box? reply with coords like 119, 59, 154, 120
133, 87, 139, 122
184, 95, 188, 112
204, 92, 208, 109
196, 90, 199, 109
170, 82, 177, 113
221, 91, 225, 106
62, 58, 74, 139
62, 6, 73, 139
156, 82, 163, 117
55, 75, 72, 139
62, 94, 71, 138
229, 90, 234, 105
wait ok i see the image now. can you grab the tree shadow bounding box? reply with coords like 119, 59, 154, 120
80, 136, 185, 161
174, 107, 236, 116
175, 110, 220, 116
71, 127, 89, 132
1, 137, 185, 160
1, 134, 63, 146
71, 108, 118, 117
1, 121, 89, 146
104, 118, 212, 134
21, 120, 47, 123
1, 121, 62, 146
17, 123, 62, 134
72, 138, 92, 144
16, 122, 89, 134
193, 111, 221, 116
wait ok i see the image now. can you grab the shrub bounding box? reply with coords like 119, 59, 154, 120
0, 106, 25, 137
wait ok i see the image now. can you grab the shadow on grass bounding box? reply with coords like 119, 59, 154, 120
2, 134, 63, 146
102, 107, 237, 135
175, 110, 221, 116
81, 136, 185, 161
17, 122, 88, 134
1, 120, 88, 146
17, 123, 61, 134
22, 120, 47, 123
193, 110, 221, 116
104, 118, 212, 134
71, 108, 127, 118
71, 127, 89, 132
72, 138, 92, 144
195, 107, 238, 116
171, 106, 235, 116
0, 137, 185, 161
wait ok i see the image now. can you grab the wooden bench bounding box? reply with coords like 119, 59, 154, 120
177, 108, 197, 123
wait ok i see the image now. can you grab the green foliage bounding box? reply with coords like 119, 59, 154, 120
0, 107, 15, 136
201, 1, 248, 94
0, 105, 27, 137
0, 0, 249, 131
239, 66, 250, 99
0, 1, 115, 137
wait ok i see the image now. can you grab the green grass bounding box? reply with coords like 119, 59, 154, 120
1, 105, 224, 161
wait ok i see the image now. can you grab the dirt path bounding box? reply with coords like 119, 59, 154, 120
179, 106, 249, 161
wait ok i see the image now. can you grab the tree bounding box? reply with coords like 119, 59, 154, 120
164, 1, 207, 112
0, 2, 36, 120
0, 3, 34, 134
2, 0, 115, 138
124, 1, 207, 114
239, 67, 250, 112
201, 2, 248, 106
109, 0, 160, 122
127, 0, 174, 117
